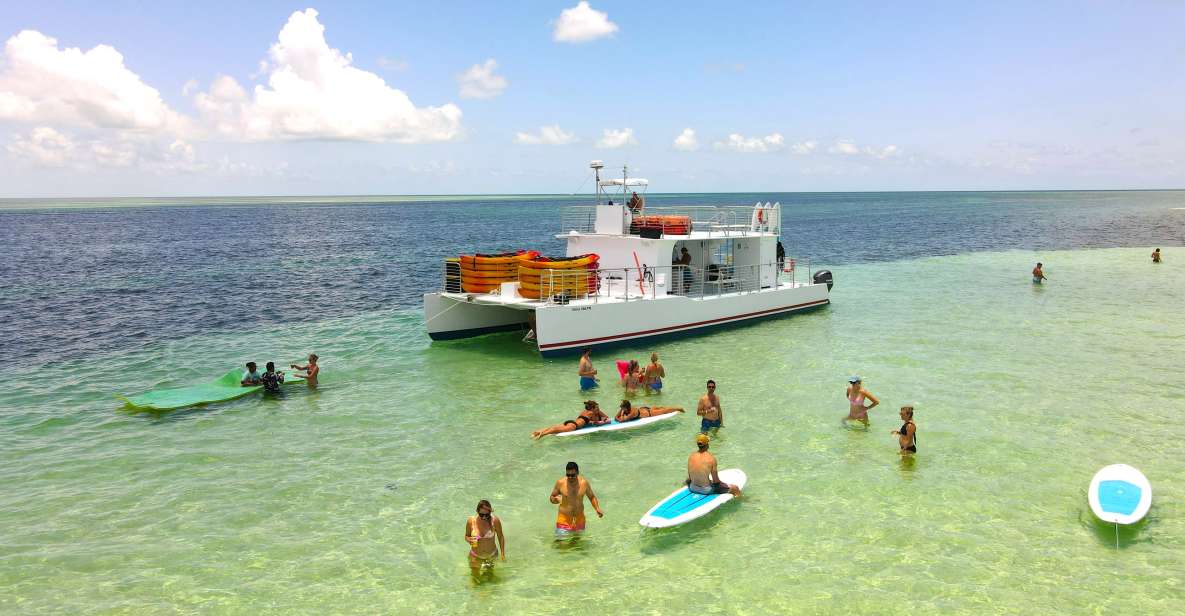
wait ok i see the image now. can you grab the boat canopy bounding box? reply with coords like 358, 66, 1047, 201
598, 178, 649, 187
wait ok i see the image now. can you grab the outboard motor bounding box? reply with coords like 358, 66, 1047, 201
813, 269, 834, 291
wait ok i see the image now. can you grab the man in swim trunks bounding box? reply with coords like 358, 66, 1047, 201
578, 348, 598, 390
240, 362, 261, 386
530, 401, 611, 439
464, 499, 505, 578
1032, 262, 1047, 284
260, 361, 285, 393
614, 399, 683, 422
697, 379, 723, 434
687, 434, 741, 497
290, 353, 319, 387
1152, 248, 1162, 263
644, 352, 665, 393
551, 461, 603, 538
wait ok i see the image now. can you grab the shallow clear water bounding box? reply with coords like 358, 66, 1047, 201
2, 194, 1184, 613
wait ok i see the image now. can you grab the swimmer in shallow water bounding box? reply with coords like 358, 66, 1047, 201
531, 401, 611, 439
623, 360, 644, 394
578, 348, 599, 390
891, 405, 917, 454
843, 376, 879, 426
290, 353, 319, 387
1152, 248, 1162, 263
465, 499, 505, 578
1032, 262, 1048, 284
644, 352, 665, 393
614, 399, 683, 422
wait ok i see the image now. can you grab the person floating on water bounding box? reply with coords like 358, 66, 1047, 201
614, 399, 683, 422
260, 361, 284, 393
891, 405, 917, 454
687, 433, 741, 497
697, 379, 723, 434
578, 348, 598, 390
1032, 262, 1048, 284
550, 461, 603, 538
644, 352, 665, 393
465, 499, 505, 578
844, 376, 879, 426
290, 353, 319, 387
531, 401, 611, 439
1152, 248, 1162, 263
240, 361, 261, 386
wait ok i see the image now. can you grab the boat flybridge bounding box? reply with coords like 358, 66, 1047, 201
424, 161, 832, 356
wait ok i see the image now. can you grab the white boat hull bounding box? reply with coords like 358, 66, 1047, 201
424, 292, 530, 340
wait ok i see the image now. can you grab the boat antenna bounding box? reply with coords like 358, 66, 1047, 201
590, 160, 604, 205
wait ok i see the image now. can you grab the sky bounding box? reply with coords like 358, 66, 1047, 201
1, 1, 1184, 197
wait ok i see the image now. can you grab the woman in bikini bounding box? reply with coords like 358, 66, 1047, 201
465, 499, 505, 578
844, 376, 879, 426
623, 360, 644, 395
530, 401, 611, 439
891, 406, 917, 454
614, 399, 684, 422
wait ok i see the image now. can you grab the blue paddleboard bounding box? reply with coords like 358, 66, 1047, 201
639, 468, 746, 528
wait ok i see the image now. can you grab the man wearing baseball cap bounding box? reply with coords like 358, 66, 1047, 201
686, 433, 741, 497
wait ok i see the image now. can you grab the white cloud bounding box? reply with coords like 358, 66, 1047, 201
194, 9, 462, 143
829, 140, 901, 159
673, 128, 699, 151
553, 2, 619, 43
457, 58, 508, 99
790, 140, 818, 155
866, 144, 900, 159
181, 78, 199, 97
596, 127, 637, 149
714, 132, 785, 153
7, 126, 204, 172
515, 124, 578, 145
7, 126, 77, 166
0, 30, 188, 133
377, 56, 409, 71
829, 140, 860, 155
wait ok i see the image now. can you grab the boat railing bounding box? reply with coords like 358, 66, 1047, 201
560, 203, 780, 236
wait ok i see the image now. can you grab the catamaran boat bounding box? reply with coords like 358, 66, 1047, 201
424, 161, 833, 357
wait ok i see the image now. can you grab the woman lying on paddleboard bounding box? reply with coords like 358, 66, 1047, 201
614, 399, 683, 422
531, 401, 611, 439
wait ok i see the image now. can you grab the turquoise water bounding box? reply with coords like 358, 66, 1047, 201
3, 246, 1183, 613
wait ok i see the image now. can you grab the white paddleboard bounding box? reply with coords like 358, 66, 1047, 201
554, 411, 682, 437
1089, 464, 1152, 525
639, 468, 747, 528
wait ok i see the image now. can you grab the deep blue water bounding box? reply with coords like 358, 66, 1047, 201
1, 191, 1182, 366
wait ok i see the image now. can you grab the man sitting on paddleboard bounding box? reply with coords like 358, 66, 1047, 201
697, 380, 723, 434
550, 461, 603, 538
614, 399, 683, 422
687, 434, 741, 497
240, 362, 261, 386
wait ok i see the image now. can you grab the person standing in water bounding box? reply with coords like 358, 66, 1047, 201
891, 405, 917, 454
464, 499, 505, 577
290, 353, 319, 387
844, 376, 879, 426
687, 433, 741, 497
644, 352, 665, 393
1152, 248, 1162, 263
260, 361, 285, 393
697, 379, 723, 434
578, 348, 598, 390
550, 461, 603, 538
1032, 262, 1048, 284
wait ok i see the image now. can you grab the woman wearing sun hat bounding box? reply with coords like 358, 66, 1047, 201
844, 376, 879, 426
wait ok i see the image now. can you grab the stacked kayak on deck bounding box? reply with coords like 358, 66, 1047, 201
630, 215, 692, 236
459, 250, 539, 293
118, 369, 305, 411
518, 254, 599, 299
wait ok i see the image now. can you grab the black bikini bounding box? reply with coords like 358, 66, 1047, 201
899, 421, 917, 452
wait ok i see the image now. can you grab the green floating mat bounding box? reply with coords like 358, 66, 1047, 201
118, 369, 305, 411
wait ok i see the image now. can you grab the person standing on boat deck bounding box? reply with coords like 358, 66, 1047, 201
844, 376, 879, 426
644, 352, 665, 393
240, 362, 261, 386
675, 246, 693, 294
627, 191, 644, 214
578, 348, 598, 390
1152, 248, 1162, 263
776, 240, 786, 271
697, 380, 724, 434
551, 461, 603, 538
1032, 262, 1048, 284
464, 499, 505, 577
891, 405, 917, 454
687, 433, 741, 497
290, 353, 319, 387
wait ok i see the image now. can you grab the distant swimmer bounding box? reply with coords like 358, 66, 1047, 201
1032, 262, 1048, 284
290, 353, 319, 387
615, 399, 683, 422
260, 361, 285, 393
465, 499, 505, 578
687, 433, 741, 497
531, 401, 611, 439
551, 461, 604, 538
697, 379, 723, 434
578, 348, 599, 390
1152, 248, 1162, 263
844, 376, 879, 426
240, 361, 261, 387
891, 405, 917, 454
644, 352, 665, 393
